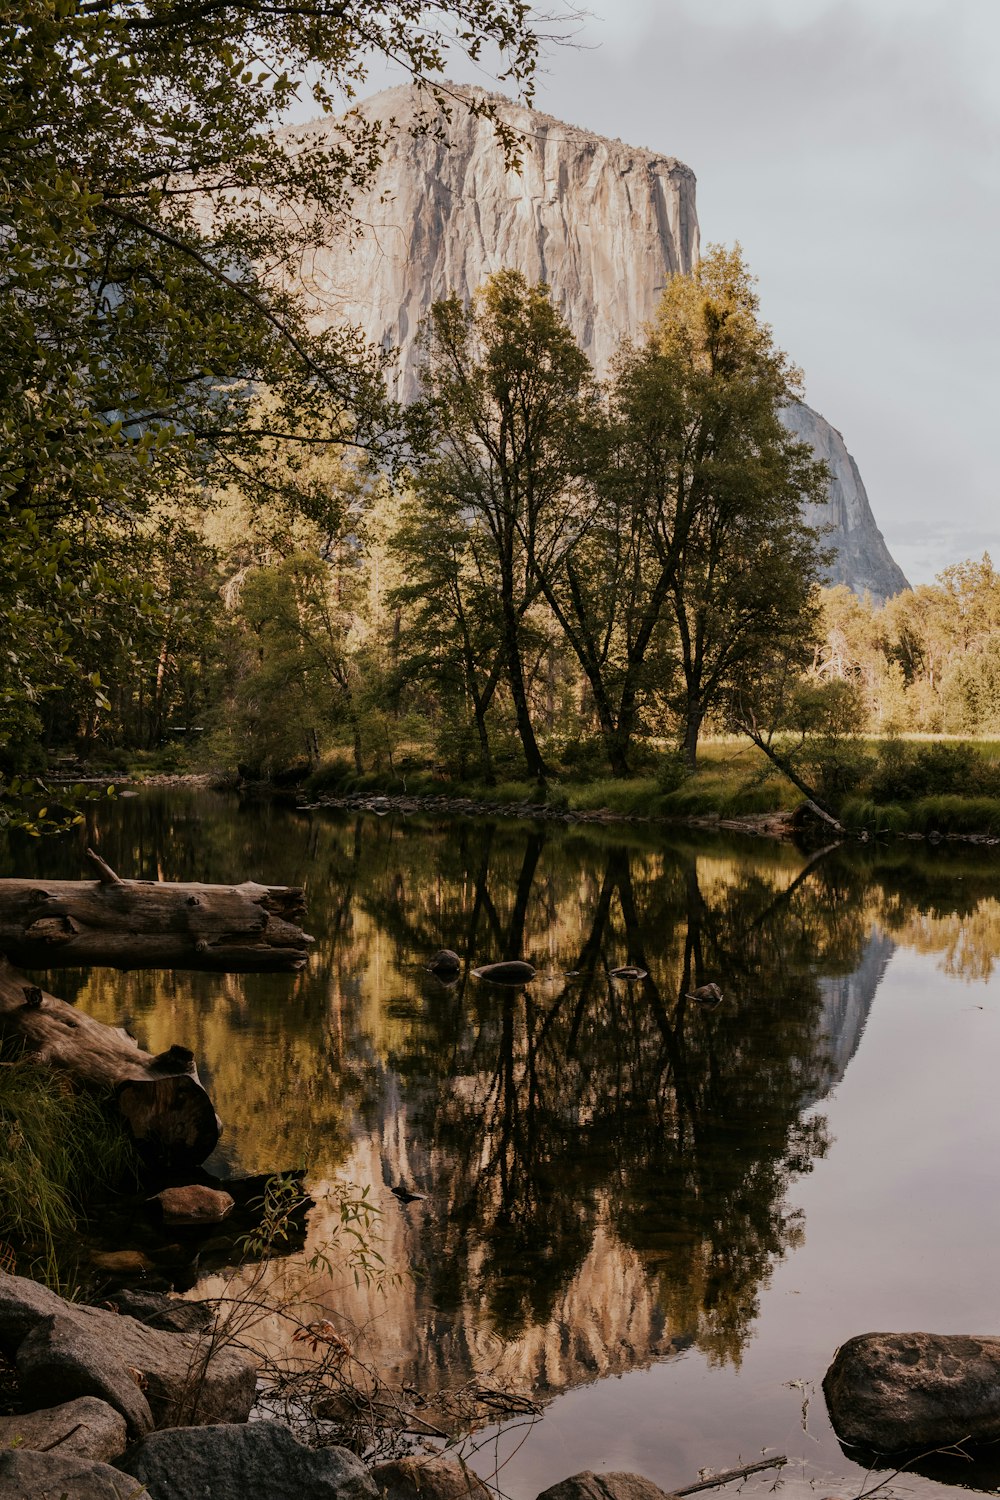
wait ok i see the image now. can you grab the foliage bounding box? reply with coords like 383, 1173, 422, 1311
0, 1058, 138, 1288
1, 0, 547, 777
403, 270, 596, 781
814, 556, 1000, 737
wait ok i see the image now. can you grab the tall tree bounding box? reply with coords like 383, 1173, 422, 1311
410, 271, 595, 781
536, 247, 826, 773
651, 248, 828, 765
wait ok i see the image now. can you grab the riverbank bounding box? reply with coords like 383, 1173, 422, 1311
38, 733, 1000, 844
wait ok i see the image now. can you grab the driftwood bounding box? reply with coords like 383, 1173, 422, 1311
675, 1456, 788, 1494
0, 849, 313, 972
0, 958, 220, 1167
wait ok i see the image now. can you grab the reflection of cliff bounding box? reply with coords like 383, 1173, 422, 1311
7, 793, 989, 1410
808, 928, 894, 1104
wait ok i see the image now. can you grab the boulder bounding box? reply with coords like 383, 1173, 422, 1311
472, 961, 536, 985
372, 1455, 491, 1500
89, 1250, 155, 1275
824, 1331, 1000, 1452
150, 1185, 235, 1226
428, 949, 461, 977
536, 1475, 675, 1500
0, 1447, 151, 1498
0, 1397, 127, 1463
117, 1420, 378, 1500
102, 1288, 214, 1335
0, 1272, 256, 1429
0, 1271, 65, 1355
16, 1316, 154, 1440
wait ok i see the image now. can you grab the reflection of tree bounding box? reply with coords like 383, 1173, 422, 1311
393, 840, 850, 1369
8, 795, 999, 1389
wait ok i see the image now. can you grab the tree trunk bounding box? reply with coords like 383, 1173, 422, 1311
0, 849, 313, 972
501, 604, 547, 781
0, 958, 220, 1167
683, 703, 703, 769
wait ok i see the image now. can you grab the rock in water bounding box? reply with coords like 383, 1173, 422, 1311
371, 1455, 492, 1500
428, 948, 462, 977
276, 82, 906, 601
150, 1184, 235, 1225
824, 1331, 1000, 1452
536, 1473, 677, 1500
685, 983, 724, 1006
472, 960, 537, 985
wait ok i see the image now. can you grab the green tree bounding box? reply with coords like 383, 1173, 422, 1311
649, 247, 827, 765
409, 271, 595, 781
534, 247, 827, 774
1, 0, 546, 770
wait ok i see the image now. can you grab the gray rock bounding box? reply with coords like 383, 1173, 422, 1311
536, 1474, 675, 1500
372, 1455, 491, 1500
16, 1316, 154, 1441
102, 1289, 214, 1335
0, 1396, 128, 1463
0, 1447, 151, 1498
0, 1271, 65, 1356
118, 1421, 378, 1500
779, 402, 909, 603
824, 1331, 1000, 1452
0, 1272, 256, 1429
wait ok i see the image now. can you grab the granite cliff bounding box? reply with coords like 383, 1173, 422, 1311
284, 84, 907, 601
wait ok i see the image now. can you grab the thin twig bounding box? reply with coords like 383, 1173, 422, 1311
676, 1456, 788, 1495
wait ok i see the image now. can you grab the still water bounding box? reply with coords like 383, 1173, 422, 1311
5, 790, 1000, 1500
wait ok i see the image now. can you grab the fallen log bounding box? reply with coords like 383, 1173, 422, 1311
0, 958, 221, 1167
0, 849, 313, 972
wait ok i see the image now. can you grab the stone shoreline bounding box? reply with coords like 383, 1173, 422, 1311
0, 1269, 681, 1500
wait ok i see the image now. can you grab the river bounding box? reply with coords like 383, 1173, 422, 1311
4, 789, 1000, 1500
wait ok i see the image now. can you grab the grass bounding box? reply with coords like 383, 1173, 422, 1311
303, 738, 798, 822
842, 794, 1000, 838
0, 1057, 139, 1289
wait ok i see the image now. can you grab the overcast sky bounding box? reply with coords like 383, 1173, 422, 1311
354, 0, 999, 585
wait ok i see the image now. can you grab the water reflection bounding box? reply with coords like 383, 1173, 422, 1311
3, 796, 997, 1405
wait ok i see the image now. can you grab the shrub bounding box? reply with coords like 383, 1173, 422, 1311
655, 749, 693, 795
0, 1059, 138, 1288
869, 741, 1000, 803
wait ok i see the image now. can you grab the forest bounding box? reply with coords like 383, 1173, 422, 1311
3, 0, 999, 830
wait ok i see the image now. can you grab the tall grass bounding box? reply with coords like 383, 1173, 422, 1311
0, 1058, 138, 1289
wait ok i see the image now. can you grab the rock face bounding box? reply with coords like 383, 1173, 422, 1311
286, 83, 906, 600
288, 83, 698, 401
824, 1331, 1000, 1452
780, 402, 909, 603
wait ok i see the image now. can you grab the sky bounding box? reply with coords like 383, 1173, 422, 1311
352, 0, 1000, 586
